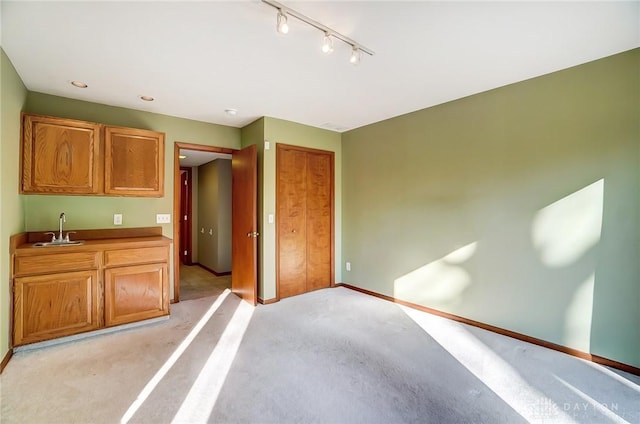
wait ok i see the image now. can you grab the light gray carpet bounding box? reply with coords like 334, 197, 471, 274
1, 287, 638, 424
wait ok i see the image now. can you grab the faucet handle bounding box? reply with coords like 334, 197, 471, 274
64, 231, 76, 242
44, 232, 56, 242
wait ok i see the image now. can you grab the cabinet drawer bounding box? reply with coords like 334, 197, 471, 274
14, 251, 100, 277
104, 246, 168, 268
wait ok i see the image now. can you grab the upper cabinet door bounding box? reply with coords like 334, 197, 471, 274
104, 126, 165, 197
21, 114, 102, 194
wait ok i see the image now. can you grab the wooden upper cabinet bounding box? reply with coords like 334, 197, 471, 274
21, 113, 102, 194
104, 126, 165, 197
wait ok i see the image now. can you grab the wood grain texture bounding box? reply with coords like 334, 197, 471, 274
21, 113, 102, 194
104, 263, 168, 327
231, 145, 258, 305
276, 144, 334, 299
104, 126, 165, 197
13, 270, 100, 346
14, 251, 100, 277
305, 151, 332, 292
104, 246, 169, 268
277, 147, 308, 298
10, 234, 171, 347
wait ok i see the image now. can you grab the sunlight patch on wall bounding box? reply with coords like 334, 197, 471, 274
564, 273, 594, 352
532, 179, 603, 268
400, 305, 578, 423
394, 242, 477, 308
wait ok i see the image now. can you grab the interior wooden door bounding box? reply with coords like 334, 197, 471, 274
305, 152, 332, 291
277, 148, 308, 298
231, 145, 258, 305
277, 144, 334, 299
179, 167, 192, 265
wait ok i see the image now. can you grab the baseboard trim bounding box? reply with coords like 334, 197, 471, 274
13, 315, 170, 353
196, 263, 231, 277
336, 283, 640, 376
0, 349, 13, 373
258, 297, 278, 305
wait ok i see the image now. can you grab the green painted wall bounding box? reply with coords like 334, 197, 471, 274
342, 49, 640, 367
197, 159, 232, 273
0, 49, 28, 359
263, 117, 342, 300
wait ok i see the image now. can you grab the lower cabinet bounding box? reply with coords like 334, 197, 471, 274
105, 263, 168, 327
13, 270, 101, 346
12, 239, 170, 347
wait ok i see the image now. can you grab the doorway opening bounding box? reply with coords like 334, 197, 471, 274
173, 142, 233, 302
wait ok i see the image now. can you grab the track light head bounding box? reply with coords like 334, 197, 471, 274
276, 9, 289, 34
349, 47, 361, 65
321, 33, 334, 54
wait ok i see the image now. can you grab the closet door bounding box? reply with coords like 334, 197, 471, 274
277, 144, 334, 299
306, 152, 332, 291
278, 147, 308, 298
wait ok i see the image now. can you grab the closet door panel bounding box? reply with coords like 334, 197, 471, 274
278, 148, 308, 298
306, 152, 332, 291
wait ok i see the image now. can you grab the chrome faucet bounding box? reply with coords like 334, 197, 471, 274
39, 212, 81, 246
58, 212, 66, 242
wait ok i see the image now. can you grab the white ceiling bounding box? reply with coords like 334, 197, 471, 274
1, 1, 638, 133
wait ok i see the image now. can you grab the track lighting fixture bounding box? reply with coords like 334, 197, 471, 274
262, 0, 374, 64
349, 47, 361, 65
321, 33, 334, 54
276, 9, 289, 34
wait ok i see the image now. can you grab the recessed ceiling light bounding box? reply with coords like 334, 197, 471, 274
179, 155, 187, 159
71, 81, 88, 88
140, 95, 155, 102
225, 108, 238, 116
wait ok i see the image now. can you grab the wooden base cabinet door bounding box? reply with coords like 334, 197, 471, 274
104, 263, 169, 327
13, 270, 100, 346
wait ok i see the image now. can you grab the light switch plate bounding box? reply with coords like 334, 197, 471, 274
156, 214, 171, 224
113, 214, 123, 225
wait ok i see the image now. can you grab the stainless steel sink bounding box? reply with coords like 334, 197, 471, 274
33, 240, 84, 247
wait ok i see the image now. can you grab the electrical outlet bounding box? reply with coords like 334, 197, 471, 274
113, 214, 123, 225
346, 262, 351, 271
156, 214, 171, 224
